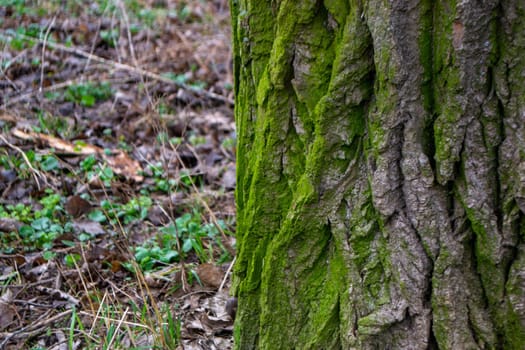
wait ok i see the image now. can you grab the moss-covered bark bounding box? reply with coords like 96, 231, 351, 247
230, 0, 525, 348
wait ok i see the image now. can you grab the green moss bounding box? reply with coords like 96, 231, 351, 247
431, 0, 464, 184
256, 67, 271, 106
323, 0, 349, 27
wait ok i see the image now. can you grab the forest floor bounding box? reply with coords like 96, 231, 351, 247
0, 1, 235, 349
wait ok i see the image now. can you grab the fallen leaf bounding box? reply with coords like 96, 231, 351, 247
66, 195, 92, 217
196, 263, 224, 288
102, 150, 144, 182
0, 289, 16, 331
71, 220, 105, 236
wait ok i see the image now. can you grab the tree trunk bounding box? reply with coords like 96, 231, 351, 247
230, 0, 525, 348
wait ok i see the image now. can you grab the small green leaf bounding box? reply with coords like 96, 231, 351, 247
19, 225, 34, 238
32, 217, 51, 230
42, 251, 56, 260
78, 233, 92, 242
182, 238, 193, 253
80, 94, 95, 107
64, 253, 81, 267
40, 156, 59, 171
61, 240, 76, 247
88, 210, 107, 223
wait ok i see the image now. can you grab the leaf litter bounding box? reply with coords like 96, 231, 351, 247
0, 0, 235, 348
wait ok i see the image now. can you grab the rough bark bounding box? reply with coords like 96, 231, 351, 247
230, 0, 525, 348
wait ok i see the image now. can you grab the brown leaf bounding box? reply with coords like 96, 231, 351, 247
102, 150, 144, 182
200, 313, 233, 330
110, 260, 123, 273
196, 263, 224, 288
0, 289, 16, 331
66, 195, 92, 218
71, 220, 105, 236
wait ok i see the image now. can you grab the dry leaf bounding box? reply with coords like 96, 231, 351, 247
0, 289, 16, 331
66, 195, 92, 217
102, 150, 144, 182
196, 263, 224, 288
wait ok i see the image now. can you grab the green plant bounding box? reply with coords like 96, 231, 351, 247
161, 304, 181, 348
188, 133, 206, 146
39, 155, 60, 172
117, 135, 133, 152
0, 152, 23, 171
162, 72, 189, 85
84, 162, 114, 187
160, 73, 206, 91
222, 136, 236, 150
99, 28, 119, 47
4, 24, 42, 50
0, 203, 32, 221
0, 190, 81, 252
0, 151, 61, 179
179, 169, 202, 188
79, 154, 97, 172
38, 190, 62, 217
64, 253, 82, 267
0, 0, 31, 15
189, 80, 206, 91
19, 217, 64, 250
93, 195, 152, 225
132, 211, 232, 271
35, 111, 75, 137
65, 82, 113, 107
145, 163, 177, 193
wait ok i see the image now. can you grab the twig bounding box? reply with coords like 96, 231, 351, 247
40, 16, 57, 93
35, 286, 80, 307
0, 31, 234, 107
0, 134, 44, 190
0, 309, 73, 348
218, 255, 235, 293
116, 0, 154, 109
